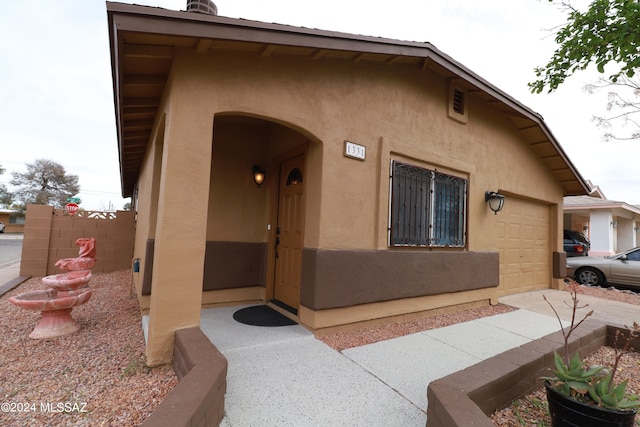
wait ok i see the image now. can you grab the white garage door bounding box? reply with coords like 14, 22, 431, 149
496, 197, 551, 296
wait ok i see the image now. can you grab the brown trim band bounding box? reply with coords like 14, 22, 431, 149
203, 241, 267, 291
142, 240, 267, 295
301, 248, 499, 310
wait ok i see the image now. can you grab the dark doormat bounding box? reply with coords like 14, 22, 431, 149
269, 299, 298, 316
233, 305, 298, 327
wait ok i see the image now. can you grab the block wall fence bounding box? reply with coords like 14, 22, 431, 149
20, 204, 135, 276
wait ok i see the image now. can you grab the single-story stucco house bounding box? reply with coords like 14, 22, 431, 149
107, 0, 589, 365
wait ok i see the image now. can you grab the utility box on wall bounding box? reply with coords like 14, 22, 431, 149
553, 251, 567, 279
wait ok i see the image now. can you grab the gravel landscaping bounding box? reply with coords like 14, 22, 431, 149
1, 270, 177, 426
2, 268, 639, 426
491, 346, 640, 426
319, 303, 518, 351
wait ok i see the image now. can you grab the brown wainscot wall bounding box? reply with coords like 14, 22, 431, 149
142, 240, 267, 295
141, 327, 227, 427
20, 204, 135, 277
426, 321, 640, 427
301, 249, 499, 309
142, 242, 499, 306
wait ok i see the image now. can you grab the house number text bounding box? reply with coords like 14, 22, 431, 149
344, 141, 366, 161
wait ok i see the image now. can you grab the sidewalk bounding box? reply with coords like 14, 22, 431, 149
0, 233, 27, 296
500, 288, 639, 326
0, 261, 28, 296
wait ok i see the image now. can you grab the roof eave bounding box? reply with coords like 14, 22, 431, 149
106, 1, 591, 198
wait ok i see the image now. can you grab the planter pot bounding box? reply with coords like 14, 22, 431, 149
545, 381, 637, 427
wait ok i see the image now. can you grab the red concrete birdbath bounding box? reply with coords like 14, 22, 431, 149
9, 238, 97, 339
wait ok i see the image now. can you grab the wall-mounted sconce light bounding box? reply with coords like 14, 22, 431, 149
252, 166, 265, 188
485, 191, 505, 215
611, 221, 618, 228
582, 225, 589, 232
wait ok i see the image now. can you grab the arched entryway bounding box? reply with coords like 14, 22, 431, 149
205, 114, 317, 313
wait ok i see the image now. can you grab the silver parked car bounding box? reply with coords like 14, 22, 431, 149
567, 246, 640, 288
0, 222, 4, 233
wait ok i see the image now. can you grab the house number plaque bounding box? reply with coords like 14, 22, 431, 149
344, 140, 366, 161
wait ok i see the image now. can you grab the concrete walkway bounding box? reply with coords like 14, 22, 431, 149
192, 287, 640, 427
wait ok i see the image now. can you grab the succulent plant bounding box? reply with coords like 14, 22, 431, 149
543, 351, 640, 410
542, 352, 605, 398
542, 282, 640, 412
588, 374, 640, 410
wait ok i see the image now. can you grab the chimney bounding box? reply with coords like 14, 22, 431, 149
186, 0, 218, 15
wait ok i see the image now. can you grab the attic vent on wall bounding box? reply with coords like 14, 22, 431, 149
186, 0, 218, 15
448, 83, 469, 124
452, 89, 465, 114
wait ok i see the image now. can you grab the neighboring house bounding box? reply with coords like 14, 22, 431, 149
0, 210, 10, 227
564, 191, 640, 256
0, 209, 24, 233
107, 1, 589, 365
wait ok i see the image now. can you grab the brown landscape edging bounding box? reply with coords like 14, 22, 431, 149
142, 327, 228, 427
426, 320, 639, 427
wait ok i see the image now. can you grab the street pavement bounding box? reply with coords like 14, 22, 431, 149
0, 233, 27, 295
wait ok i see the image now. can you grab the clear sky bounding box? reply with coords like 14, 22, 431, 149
1, 0, 638, 210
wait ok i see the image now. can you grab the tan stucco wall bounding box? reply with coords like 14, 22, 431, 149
148, 92, 214, 365
136, 48, 566, 363
167, 50, 564, 251
130, 115, 165, 309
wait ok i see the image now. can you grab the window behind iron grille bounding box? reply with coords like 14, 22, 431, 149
390, 161, 467, 247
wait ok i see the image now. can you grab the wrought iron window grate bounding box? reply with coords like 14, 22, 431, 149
389, 161, 467, 247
